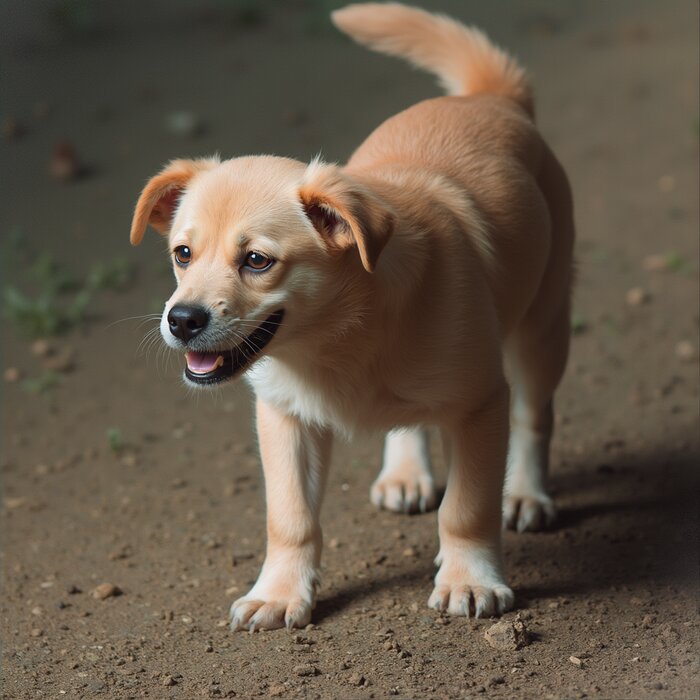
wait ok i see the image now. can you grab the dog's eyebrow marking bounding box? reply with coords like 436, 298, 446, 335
172, 225, 196, 246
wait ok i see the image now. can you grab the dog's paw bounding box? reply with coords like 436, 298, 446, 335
230, 596, 313, 632
429, 544, 513, 618
428, 581, 514, 618
231, 546, 319, 632
370, 471, 437, 514
503, 492, 555, 532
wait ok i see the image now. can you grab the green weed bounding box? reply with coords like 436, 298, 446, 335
664, 251, 686, 273
106, 427, 124, 453
86, 259, 133, 291
571, 313, 587, 335
4, 249, 135, 340
21, 371, 62, 395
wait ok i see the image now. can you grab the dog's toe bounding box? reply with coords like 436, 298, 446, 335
370, 474, 436, 514
428, 582, 513, 618
230, 597, 312, 632
503, 493, 556, 532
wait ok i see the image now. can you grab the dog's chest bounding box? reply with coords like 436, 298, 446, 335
246, 359, 410, 436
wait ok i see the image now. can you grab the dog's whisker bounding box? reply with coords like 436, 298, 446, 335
231, 328, 261, 360
230, 326, 278, 338
136, 327, 162, 358
107, 313, 162, 330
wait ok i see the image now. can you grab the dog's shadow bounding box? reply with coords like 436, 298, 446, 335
315, 445, 699, 621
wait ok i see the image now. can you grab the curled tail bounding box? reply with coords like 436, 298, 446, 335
331, 2, 534, 118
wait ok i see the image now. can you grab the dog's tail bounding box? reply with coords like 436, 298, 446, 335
331, 2, 533, 118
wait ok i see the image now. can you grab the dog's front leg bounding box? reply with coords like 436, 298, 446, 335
230, 398, 332, 632
430, 387, 514, 618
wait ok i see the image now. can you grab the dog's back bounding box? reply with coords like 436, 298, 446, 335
334, 3, 574, 338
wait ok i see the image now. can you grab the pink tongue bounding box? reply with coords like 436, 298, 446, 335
186, 351, 222, 374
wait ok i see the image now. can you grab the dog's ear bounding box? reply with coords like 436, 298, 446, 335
299, 161, 395, 272
129, 158, 218, 245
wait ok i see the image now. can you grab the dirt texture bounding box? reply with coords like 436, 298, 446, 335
1, 2, 699, 699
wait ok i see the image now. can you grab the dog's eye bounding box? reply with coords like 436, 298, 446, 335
243, 251, 274, 272
174, 245, 192, 267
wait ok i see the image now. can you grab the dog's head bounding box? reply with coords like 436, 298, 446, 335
129, 156, 394, 386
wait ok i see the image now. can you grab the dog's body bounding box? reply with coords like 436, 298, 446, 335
130, 3, 574, 631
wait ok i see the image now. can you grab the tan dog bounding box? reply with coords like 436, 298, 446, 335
130, 3, 574, 631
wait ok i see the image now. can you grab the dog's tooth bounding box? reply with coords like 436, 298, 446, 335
213, 355, 224, 369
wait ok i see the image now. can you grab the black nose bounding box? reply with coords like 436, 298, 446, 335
167, 304, 210, 342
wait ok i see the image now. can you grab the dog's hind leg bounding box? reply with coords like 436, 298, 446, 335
370, 428, 437, 513
503, 149, 574, 533
502, 307, 569, 532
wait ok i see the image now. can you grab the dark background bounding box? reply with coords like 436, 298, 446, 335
1, 2, 698, 699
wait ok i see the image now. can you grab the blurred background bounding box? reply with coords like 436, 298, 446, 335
1, 2, 698, 698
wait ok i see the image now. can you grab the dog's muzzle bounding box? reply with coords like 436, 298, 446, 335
184, 309, 285, 385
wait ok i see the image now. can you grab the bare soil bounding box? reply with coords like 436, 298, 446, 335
1, 2, 698, 699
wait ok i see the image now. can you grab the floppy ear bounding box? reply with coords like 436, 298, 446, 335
129, 157, 218, 245
299, 161, 395, 272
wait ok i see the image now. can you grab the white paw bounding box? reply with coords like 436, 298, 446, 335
428, 581, 514, 618
429, 544, 514, 618
370, 472, 437, 514
230, 595, 313, 632
229, 555, 318, 633
503, 492, 556, 532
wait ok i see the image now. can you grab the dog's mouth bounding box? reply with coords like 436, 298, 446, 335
184, 310, 284, 385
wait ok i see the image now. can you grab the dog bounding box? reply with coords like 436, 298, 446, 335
129, 3, 574, 631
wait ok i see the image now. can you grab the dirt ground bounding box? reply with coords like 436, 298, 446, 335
1, 1, 699, 699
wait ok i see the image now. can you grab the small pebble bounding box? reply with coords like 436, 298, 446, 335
30, 628, 44, 638
569, 655, 584, 667
2, 117, 25, 139
3, 367, 21, 383
43, 347, 76, 373
675, 340, 697, 362
642, 254, 668, 272
348, 672, 365, 686
31, 339, 54, 358
161, 675, 177, 686
484, 618, 530, 650
91, 583, 122, 600
625, 287, 649, 306
292, 664, 318, 677
657, 174, 675, 192
402, 546, 418, 558
121, 452, 139, 468
49, 140, 85, 182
